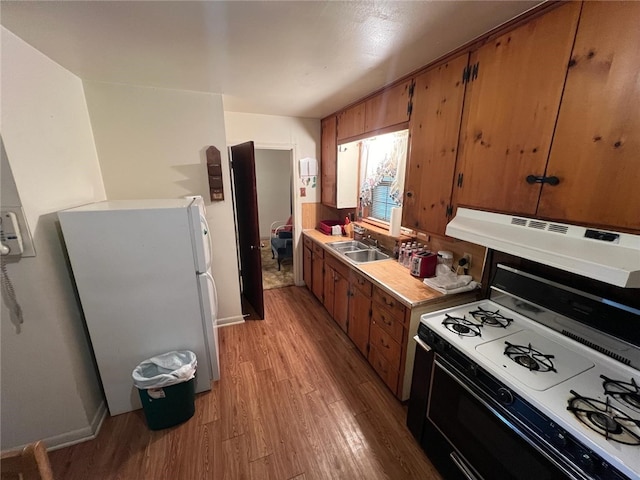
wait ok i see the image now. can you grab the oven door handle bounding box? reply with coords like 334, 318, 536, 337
413, 335, 431, 352
449, 451, 481, 480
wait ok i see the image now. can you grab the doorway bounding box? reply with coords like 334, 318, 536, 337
230, 144, 295, 320
255, 149, 294, 291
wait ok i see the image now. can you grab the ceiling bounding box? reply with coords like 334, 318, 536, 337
1, 1, 543, 119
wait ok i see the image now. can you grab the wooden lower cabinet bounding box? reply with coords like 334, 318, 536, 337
369, 322, 402, 371
324, 254, 351, 333
303, 243, 312, 289
369, 287, 407, 395
347, 287, 372, 356
368, 345, 400, 394
311, 243, 324, 302
333, 269, 350, 332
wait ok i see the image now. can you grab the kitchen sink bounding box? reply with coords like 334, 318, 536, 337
344, 249, 390, 263
327, 240, 391, 264
327, 240, 370, 253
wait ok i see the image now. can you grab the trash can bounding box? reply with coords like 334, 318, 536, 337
132, 350, 197, 430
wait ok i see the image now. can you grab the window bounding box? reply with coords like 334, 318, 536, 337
357, 129, 408, 224
371, 176, 395, 222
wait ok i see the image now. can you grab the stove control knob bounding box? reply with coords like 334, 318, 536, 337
497, 388, 514, 405
551, 431, 567, 448
578, 453, 595, 473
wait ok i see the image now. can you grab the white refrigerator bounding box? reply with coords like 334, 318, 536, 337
58, 198, 220, 415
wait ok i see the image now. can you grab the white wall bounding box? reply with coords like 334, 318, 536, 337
255, 149, 292, 239
0, 27, 106, 449
82, 81, 243, 324
224, 112, 320, 285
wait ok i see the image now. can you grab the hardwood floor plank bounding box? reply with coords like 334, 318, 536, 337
48, 286, 441, 480
239, 361, 273, 461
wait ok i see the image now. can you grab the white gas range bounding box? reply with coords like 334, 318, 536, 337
411, 264, 640, 480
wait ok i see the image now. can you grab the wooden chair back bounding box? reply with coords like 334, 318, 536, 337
1, 441, 54, 480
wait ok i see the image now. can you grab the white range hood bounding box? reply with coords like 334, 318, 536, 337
446, 208, 640, 288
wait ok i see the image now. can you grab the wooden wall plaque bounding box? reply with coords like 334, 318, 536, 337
206, 146, 224, 201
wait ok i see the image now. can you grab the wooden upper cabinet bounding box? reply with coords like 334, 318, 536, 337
403, 53, 469, 235
364, 80, 412, 132
537, 1, 640, 232
336, 103, 365, 142
453, 2, 581, 216
321, 116, 337, 207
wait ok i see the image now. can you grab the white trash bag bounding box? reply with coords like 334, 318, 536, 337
132, 350, 197, 389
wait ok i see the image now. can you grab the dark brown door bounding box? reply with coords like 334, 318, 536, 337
230, 141, 264, 319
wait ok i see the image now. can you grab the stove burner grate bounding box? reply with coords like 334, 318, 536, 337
503, 342, 556, 372
567, 391, 640, 445
442, 314, 481, 337
601, 375, 640, 412
469, 307, 513, 328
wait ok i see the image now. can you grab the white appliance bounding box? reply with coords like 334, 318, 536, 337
446, 207, 640, 288
411, 264, 640, 480
58, 198, 220, 415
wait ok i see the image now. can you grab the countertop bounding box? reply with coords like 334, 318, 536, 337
303, 229, 479, 309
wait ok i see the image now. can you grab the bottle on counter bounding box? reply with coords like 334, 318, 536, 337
399, 242, 407, 265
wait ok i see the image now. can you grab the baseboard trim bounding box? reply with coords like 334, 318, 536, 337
218, 315, 245, 327
46, 401, 108, 451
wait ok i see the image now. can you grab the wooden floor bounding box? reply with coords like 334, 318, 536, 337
49, 286, 442, 479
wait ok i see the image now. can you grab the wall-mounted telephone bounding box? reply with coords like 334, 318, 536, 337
0, 210, 25, 332
0, 211, 24, 256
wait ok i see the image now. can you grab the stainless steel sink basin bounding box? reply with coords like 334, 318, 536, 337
327, 240, 390, 263
344, 249, 390, 263
327, 240, 370, 252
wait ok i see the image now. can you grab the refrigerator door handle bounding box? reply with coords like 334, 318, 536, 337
201, 215, 212, 272
205, 271, 218, 319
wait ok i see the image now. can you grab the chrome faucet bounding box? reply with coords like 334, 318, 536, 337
365, 235, 379, 249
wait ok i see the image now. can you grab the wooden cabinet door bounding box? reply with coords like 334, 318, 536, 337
348, 287, 372, 356
364, 80, 412, 132
404, 53, 469, 235
323, 265, 335, 317
537, 2, 640, 232
311, 252, 324, 302
337, 103, 366, 142
333, 271, 349, 333
303, 245, 312, 289
454, 2, 580, 216
321, 116, 337, 207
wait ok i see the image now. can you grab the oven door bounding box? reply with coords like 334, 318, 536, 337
427, 356, 576, 480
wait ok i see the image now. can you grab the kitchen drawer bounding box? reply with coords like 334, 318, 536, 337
371, 304, 404, 344
373, 287, 406, 324
369, 323, 401, 371
368, 345, 399, 395
350, 270, 372, 297
312, 242, 324, 257
303, 236, 312, 249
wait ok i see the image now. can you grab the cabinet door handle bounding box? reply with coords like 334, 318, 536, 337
526, 174, 560, 186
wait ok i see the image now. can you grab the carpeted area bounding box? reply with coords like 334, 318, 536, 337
261, 243, 294, 290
